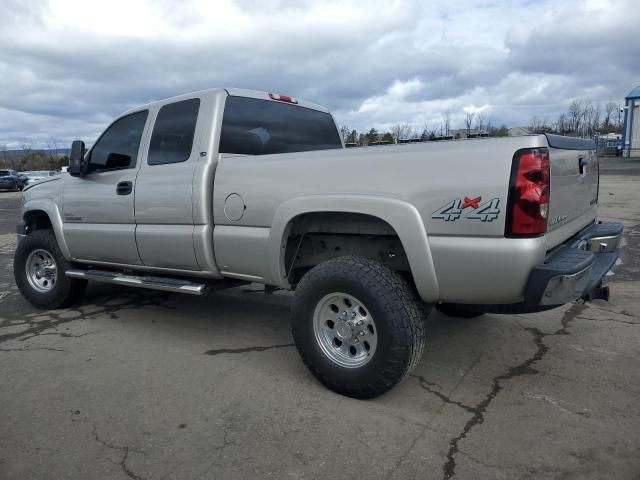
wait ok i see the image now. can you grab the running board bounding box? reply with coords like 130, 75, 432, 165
65, 269, 207, 295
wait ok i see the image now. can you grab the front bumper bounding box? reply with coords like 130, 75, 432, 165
16, 221, 27, 243
524, 222, 623, 306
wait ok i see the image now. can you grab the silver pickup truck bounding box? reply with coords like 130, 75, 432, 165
14, 88, 622, 398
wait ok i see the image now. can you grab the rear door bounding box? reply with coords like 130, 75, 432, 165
134, 97, 203, 270
545, 134, 598, 248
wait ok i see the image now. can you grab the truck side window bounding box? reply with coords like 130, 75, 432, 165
87, 110, 148, 173
148, 98, 200, 165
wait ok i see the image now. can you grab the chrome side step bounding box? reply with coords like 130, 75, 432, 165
65, 269, 207, 295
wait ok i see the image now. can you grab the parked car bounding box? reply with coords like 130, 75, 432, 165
0, 169, 26, 191
23, 170, 59, 185
13, 88, 622, 398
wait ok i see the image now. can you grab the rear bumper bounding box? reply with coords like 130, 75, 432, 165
524, 222, 623, 306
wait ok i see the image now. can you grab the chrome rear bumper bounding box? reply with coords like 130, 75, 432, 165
524, 222, 622, 306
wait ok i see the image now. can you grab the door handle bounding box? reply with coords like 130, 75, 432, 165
578, 157, 587, 175
116, 181, 133, 195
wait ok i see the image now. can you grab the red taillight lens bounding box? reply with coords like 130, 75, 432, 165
506, 148, 550, 237
268, 92, 298, 104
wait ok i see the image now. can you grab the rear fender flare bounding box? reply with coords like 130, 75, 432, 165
268, 194, 439, 302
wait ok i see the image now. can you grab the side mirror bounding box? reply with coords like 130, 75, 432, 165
68, 140, 86, 177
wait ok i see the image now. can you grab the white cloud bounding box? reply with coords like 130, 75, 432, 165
0, 0, 638, 147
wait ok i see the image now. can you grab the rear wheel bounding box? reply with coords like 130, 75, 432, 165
14, 230, 87, 309
435, 303, 484, 318
291, 256, 428, 399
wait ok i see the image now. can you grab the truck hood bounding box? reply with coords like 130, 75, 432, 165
22, 176, 62, 192
22, 176, 63, 202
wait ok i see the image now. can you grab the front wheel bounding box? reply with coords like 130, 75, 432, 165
291, 256, 428, 399
14, 229, 87, 309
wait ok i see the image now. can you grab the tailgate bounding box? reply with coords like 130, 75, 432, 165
545, 134, 598, 249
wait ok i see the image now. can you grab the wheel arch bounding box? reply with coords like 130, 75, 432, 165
22, 200, 71, 260
267, 195, 439, 302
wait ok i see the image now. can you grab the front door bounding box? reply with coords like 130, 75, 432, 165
62, 110, 149, 265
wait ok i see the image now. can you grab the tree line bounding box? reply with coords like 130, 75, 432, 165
528, 100, 624, 137
340, 109, 515, 146
0, 139, 69, 171
340, 118, 511, 146
340, 99, 625, 146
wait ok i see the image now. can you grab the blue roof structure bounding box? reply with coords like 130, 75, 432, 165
626, 86, 640, 99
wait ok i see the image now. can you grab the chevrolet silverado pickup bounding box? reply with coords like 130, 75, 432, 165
13, 88, 622, 398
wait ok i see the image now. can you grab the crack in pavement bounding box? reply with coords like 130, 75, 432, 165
435, 303, 585, 479
411, 375, 476, 414
0, 291, 174, 346
204, 343, 294, 356
92, 426, 144, 480
384, 354, 484, 480
587, 305, 636, 319
194, 428, 237, 480
575, 315, 638, 326
19, 330, 97, 342
0, 346, 66, 353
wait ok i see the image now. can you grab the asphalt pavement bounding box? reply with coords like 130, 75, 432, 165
1, 159, 639, 479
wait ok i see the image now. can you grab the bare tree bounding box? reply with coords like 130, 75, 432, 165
0, 143, 9, 168
443, 111, 450, 137
484, 116, 493, 134
391, 123, 414, 142
568, 100, 583, 134
592, 103, 601, 136
557, 113, 568, 135
603, 102, 616, 132
339, 125, 351, 143
615, 102, 624, 131
529, 116, 553, 134
20, 138, 32, 155
18, 138, 33, 169
421, 123, 436, 140
464, 111, 475, 137
474, 112, 486, 134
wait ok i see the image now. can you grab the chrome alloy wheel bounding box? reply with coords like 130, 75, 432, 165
25, 249, 58, 293
312, 292, 378, 368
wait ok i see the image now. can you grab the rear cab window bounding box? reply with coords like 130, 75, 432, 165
219, 96, 342, 155
148, 98, 200, 165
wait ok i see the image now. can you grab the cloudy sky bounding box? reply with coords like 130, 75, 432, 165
0, 0, 638, 147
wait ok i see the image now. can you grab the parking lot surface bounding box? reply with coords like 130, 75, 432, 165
1, 158, 639, 479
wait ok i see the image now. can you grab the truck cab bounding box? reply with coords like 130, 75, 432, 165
53, 89, 342, 273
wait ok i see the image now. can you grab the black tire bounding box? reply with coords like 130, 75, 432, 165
435, 303, 484, 318
14, 229, 87, 309
291, 256, 428, 399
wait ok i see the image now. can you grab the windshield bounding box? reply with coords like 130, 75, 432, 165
219, 96, 342, 155
0, 170, 9, 177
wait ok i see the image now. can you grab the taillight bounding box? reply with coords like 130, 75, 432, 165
505, 148, 550, 237
268, 92, 298, 104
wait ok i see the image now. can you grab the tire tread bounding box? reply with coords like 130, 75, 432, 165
291, 256, 428, 399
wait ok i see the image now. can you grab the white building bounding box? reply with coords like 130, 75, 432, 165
622, 86, 640, 157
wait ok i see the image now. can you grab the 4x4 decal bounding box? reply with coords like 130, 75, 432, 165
432, 196, 500, 222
